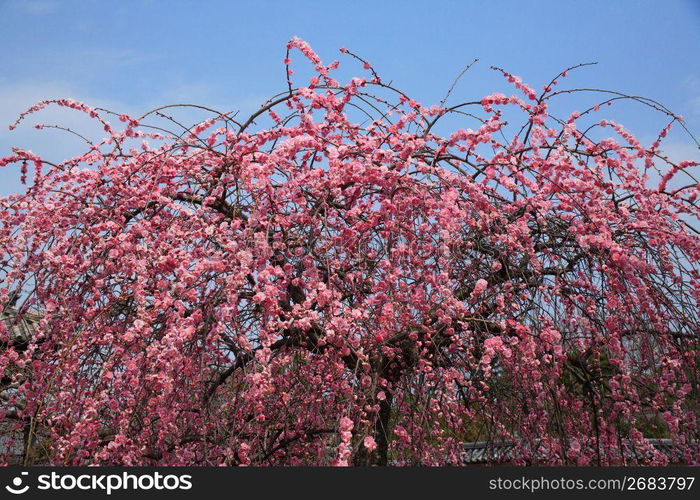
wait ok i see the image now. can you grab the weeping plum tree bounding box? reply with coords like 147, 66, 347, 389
0, 38, 698, 466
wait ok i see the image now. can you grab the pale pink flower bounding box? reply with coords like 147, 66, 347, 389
471, 279, 488, 299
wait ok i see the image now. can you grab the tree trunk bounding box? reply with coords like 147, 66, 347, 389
353, 391, 393, 466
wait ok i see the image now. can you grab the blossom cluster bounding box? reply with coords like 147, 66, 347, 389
0, 39, 697, 466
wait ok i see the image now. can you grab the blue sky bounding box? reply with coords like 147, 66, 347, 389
1, 0, 699, 193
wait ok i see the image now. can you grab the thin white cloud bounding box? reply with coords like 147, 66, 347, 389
0, 80, 142, 196
682, 75, 700, 117
682, 75, 700, 90
153, 82, 267, 116
7, 0, 58, 15
688, 96, 700, 117
661, 141, 700, 164
0, 80, 133, 172
0, 79, 274, 196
